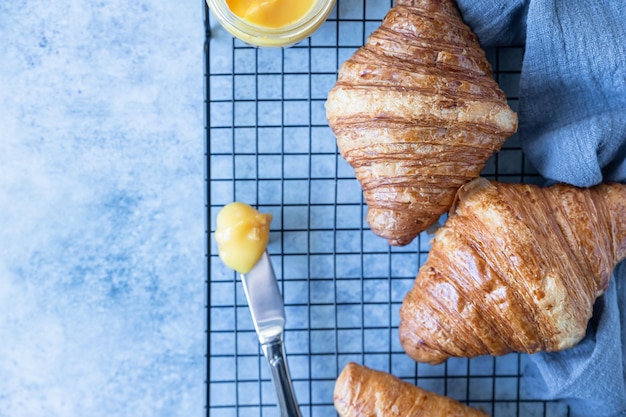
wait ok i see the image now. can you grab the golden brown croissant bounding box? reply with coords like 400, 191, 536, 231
325, 0, 517, 246
335, 362, 489, 417
399, 178, 626, 364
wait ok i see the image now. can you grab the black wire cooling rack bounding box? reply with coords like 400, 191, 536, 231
206, 1, 571, 416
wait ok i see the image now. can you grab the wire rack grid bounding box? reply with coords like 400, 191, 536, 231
206, 1, 571, 416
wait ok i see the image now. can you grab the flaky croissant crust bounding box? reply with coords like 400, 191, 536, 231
334, 362, 489, 417
326, 0, 517, 246
400, 179, 626, 364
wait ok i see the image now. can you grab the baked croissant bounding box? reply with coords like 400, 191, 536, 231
399, 178, 626, 364
335, 362, 489, 417
325, 0, 517, 246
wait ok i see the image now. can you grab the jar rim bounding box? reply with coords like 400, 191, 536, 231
207, 0, 336, 47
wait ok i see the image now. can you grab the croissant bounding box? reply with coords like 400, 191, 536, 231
325, 0, 517, 246
399, 178, 626, 364
335, 362, 489, 417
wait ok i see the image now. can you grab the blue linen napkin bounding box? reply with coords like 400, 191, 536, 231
454, 1, 626, 415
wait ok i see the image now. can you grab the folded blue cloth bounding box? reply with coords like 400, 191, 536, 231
455, 1, 626, 416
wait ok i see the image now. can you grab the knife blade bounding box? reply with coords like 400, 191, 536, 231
241, 251, 302, 417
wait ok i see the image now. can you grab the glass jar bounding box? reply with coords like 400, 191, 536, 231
207, 0, 336, 48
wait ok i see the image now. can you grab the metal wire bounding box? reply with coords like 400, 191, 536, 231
206, 1, 570, 416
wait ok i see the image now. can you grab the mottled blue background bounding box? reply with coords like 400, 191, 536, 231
0, 1, 205, 416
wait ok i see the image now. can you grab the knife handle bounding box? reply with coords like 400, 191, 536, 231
262, 336, 303, 417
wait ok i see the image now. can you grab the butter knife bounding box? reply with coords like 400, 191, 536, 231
241, 251, 302, 417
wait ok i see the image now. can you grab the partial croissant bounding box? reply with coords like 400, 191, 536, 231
325, 0, 517, 246
399, 178, 626, 364
335, 362, 489, 417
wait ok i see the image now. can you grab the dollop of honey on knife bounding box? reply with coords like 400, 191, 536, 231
215, 202, 273, 274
